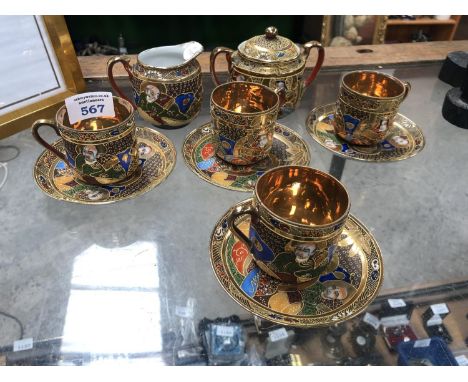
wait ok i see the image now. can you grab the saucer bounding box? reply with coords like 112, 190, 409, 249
183, 122, 310, 192
306, 103, 425, 162
210, 199, 383, 327
34, 126, 176, 204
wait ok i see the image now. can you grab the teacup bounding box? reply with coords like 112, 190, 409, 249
32, 96, 139, 185
335, 70, 411, 146
227, 165, 350, 287
210, 81, 279, 165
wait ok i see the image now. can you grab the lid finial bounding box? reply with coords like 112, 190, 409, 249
239, 26, 299, 63
265, 26, 278, 39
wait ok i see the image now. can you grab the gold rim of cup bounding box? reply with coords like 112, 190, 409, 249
55, 96, 135, 135
210, 81, 279, 116
341, 70, 407, 101
253, 165, 351, 234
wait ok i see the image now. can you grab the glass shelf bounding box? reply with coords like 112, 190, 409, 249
0, 62, 467, 365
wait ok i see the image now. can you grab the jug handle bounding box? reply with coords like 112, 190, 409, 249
107, 56, 137, 109
31, 119, 71, 166
210, 47, 234, 86
226, 203, 259, 249
303, 41, 325, 88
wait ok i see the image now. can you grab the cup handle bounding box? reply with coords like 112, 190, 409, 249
32, 119, 71, 166
107, 55, 137, 109
302, 41, 325, 88
227, 203, 259, 249
210, 47, 234, 86
273, 86, 287, 111
402, 81, 411, 101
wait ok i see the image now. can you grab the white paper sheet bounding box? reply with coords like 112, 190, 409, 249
0, 16, 66, 116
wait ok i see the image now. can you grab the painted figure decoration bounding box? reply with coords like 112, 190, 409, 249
248, 223, 339, 285
343, 114, 360, 141
228, 166, 351, 286
390, 135, 409, 147
378, 118, 389, 133
335, 70, 411, 145
33, 127, 177, 204
209, 199, 384, 327
32, 96, 140, 186
210, 82, 279, 165
306, 103, 425, 162
108, 42, 204, 128
145, 84, 160, 103
182, 122, 310, 192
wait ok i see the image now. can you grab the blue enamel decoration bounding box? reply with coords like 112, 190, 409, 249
327, 244, 337, 262
175, 93, 195, 113
117, 148, 132, 172
380, 140, 395, 150
343, 114, 360, 140
197, 157, 215, 170
240, 268, 260, 297
319, 266, 351, 284
269, 218, 281, 228
55, 161, 67, 171
65, 152, 75, 167
218, 135, 236, 155
248, 226, 274, 262
102, 183, 126, 196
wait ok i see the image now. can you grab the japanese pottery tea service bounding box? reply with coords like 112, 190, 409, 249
107, 41, 204, 128
32, 96, 139, 186
210, 26, 325, 118
335, 70, 411, 146
211, 81, 280, 165
227, 165, 351, 287
28, 27, 395, 326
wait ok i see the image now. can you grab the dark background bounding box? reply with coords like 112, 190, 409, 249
64, 15, 468, 55
64, 15, 324, 54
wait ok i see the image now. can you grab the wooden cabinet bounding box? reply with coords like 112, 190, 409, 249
385, 16, 462, 43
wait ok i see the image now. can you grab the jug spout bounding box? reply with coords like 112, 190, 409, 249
137, 41, 204, 69
181, 41, 204, 62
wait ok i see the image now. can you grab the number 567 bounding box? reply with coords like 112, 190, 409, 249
81, 104, 104, 116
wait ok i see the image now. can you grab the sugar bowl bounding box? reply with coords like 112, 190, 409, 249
210, 26, 324, 118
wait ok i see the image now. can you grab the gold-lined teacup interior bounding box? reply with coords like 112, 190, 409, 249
257, 166, 349, 226
61, 99, 130, 131
343, 71, 404, 98
212, 82, 278, 114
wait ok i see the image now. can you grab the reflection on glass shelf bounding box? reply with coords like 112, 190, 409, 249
61, 241, 163, 355
70, 241, 160, 289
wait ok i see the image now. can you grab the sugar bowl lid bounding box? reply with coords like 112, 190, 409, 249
238, 26, 300, 63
